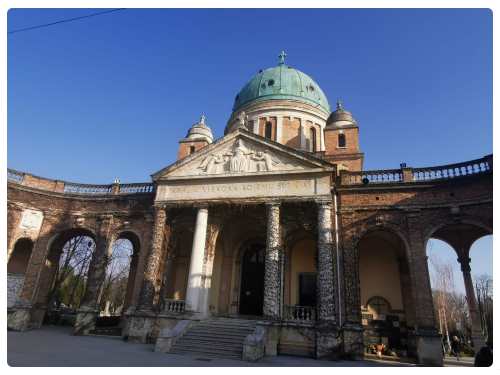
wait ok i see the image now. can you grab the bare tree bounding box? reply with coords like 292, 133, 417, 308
98, 238, 133, 316
475, 274, 493, 346
49, 236, 95, 310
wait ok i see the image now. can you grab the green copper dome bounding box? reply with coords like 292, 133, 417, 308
232, 52, 330, 113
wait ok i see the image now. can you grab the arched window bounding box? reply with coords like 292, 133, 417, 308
338, 133, 346, 148
309, 127, 317, 152
366, 296, 391, 320
265, 121, 273, 140
189, 145, 195, 155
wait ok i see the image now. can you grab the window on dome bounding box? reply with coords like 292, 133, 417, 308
265, 122, 273, 140
310, 127, 317, 152
268, 79, 275, 86
338, 133, 346, 148
189, 146, 195, 155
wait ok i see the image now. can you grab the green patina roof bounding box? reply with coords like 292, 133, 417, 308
233, 54, 330, 113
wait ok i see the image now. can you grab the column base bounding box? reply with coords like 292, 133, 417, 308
341, 323, 364, 360
415, 328, 443, 366
73, 306, 98, 335
123, 309, 157, 343
7, 301, 32, 331
315, 321, 341, 360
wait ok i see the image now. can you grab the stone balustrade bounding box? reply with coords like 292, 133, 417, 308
412, 156, 491, 181
163, 299, 185, 314
340, 169, 403, 185
283, 305, 316, 322
339, 154, 492, 186
7, 168, 155, 195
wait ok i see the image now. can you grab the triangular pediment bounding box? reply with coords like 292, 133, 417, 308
152, 129, 334, 181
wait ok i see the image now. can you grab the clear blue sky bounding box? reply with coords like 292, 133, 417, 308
7, 9, 492, 288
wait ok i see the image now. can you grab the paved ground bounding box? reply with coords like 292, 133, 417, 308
6, 326, 464, 367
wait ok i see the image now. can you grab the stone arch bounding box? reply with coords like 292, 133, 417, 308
354, 223, 412, 262
282, 229, 316, 307
35, 227, 97, 323
100, 230, 141, 317
164, 225, 194, 301
357, 226, 415, 353
423, 218, 492, 252
8, 238, 34, 308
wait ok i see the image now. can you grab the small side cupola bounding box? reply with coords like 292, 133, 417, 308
326, 99, 358, 128
323, 99, 364, 171
177, 114, 214, 160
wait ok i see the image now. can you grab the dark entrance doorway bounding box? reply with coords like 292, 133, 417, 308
239, 242, 265, 316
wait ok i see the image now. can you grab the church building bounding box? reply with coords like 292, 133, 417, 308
7, 52, 492, 366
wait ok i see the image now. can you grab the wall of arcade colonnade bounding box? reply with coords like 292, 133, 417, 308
6, 154, 493, 364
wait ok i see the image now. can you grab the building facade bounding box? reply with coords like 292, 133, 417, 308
7, 54, 493, 365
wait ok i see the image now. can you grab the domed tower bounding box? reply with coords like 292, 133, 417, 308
323, 99, 364, 171
177, 114, 214, 160
226, 51, 330, 153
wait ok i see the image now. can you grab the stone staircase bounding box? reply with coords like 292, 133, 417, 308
170, 317, 257, 360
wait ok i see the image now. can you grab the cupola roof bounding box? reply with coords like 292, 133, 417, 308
232, 51, 330, 113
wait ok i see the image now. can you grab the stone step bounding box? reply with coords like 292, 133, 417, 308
173, 342, 243, 353
170, 347, 243, 360
170, 318, 255, 361
178, 336, 246, 345
182, 331, 252, 340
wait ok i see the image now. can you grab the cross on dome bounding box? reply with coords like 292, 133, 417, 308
278, 50, 287, 65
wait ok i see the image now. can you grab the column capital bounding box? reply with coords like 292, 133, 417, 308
265, 200, 281, 208
315, 198, 333, 207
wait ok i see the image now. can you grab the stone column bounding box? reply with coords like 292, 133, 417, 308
253, 117, 260, 134
125, 206, 168, 343
338, 211, 364, 359
315, 200, 340, 359
406, 211, 442, 366
319, 124, 326, 151
263, 202, 281, 319
136, 205, 168, 311
185, 206, 209, 314
457, 254, 484, 351
74, 215, 113, 335
316, 200, 336, 322
276, 116, 283, 143
299, 119, 306, 150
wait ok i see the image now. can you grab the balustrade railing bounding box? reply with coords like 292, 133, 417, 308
283, 305, 316, 322
64, 183, 113, 195
7, 168, 155, 196
341, 169, 403, 185
7, 169, 24, 184
412, 156, 491, 182
163, 299, 185, 314
339, 154, 492, 186
118, 183, 155, 194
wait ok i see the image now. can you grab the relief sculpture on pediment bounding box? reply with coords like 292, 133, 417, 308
198, 139, 280, 174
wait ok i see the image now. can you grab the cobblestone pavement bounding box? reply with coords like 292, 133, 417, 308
7, 326, 452, 367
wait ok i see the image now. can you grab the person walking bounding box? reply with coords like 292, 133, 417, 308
451, 336, 461, 361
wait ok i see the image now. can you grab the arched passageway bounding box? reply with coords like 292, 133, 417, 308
98, 231, 140, 318
427, 223, 492, 352
358, 229, 415, 356
38, 229, 96, 326
283, 236, 317, 321
8, 238, 34, 307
